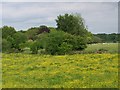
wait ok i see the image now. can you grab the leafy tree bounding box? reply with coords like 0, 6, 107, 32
92, 36, 102, 43
44, 30, 87, 55
73, 36, 87, 50
45, 31, 65, 55
56, 13, 89, 37
25, 27, 39, 40
94, 33, 119, 43
2, 39, 12, 52
63, 33, 87, 50
30, 41, 39, 54
86, 32, 94, 44
2, 26, 16, 39
58, 42, 73, 55
19, 40, 33, 50
36, 33, 48, 49
38, 25, 50, 34
108, 33, 118, 43
26, 26, 50, 41
12, 32, 27, 51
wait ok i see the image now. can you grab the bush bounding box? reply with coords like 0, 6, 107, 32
44, 31, 63, 55
30, 41, 39, 54
2, 26, 16, 39
38, 25, 50, 34
58, 42, 73, 55
2, 39, 12, 52
12, 32, 27, 51
44, 31, 87, 55
73, 36, 87, 50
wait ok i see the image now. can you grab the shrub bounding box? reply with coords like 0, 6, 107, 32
2, 39, 12, 52
45, 31, 71, 55
12, 32, 27, 51
2, 26, 16, 39
30, 41, 39, 54
44, 31, 87, 55
58, 42, 73, 55
38, 25, 50, 34
73, 36, 87, 50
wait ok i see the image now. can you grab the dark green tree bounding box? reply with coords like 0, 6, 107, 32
25, 27, 39, 40
38, 25, 50, 34
2, 26, 16, 39
44, 30, 87, 55
30, 41, 39, 54
12, 32, 27, 51
2, 39, 12, 52
45, 31, 65, 55
56, 13, 90, 37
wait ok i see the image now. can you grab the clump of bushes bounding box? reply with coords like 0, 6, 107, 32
30, 30, 87, 55
1, 13, 90, 55
1, 26, 87, 55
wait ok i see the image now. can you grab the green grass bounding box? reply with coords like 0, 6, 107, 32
2, 53, 118, 88
83, 43, 118, 53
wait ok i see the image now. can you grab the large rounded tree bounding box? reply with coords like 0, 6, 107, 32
56, 13, 90, 37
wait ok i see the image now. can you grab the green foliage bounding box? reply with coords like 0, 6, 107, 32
1, 13, 118, 55
25, 25, 50, 41
56, 13, 89, 37
91, 36, 102, 44
0, 38, 1, 52
38, 25, 50, 34
58, 42, 73, 55
25, 27, 39, 40
2, 26, 16, 39
86, 32, 94, 44
44, 31, 87, 55
30, 41, 38, 54
36, 33, 48, 49
73, 36, 87, 50
12, 32, 27, 50
94, 33, 119, 43
2, 39, 11, 52
45, 31, 65, 55
63, 33, 87, 50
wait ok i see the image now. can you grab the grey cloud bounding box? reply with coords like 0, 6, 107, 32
2, 0, 119, 2
2, 2, 118, 33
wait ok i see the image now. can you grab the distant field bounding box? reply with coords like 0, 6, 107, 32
2, 53, 118, 88
83, 43, 118, 53
22, 43, 118, 54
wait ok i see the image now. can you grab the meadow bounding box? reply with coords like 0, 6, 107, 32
1, 11, 119, 88
2, 45, 118, 88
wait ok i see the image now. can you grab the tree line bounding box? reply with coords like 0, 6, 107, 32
93, 33, 119, 43
0, 13, 119, 55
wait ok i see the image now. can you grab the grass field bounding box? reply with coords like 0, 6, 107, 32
83, 43, 118, 53
2, 53, 118, 88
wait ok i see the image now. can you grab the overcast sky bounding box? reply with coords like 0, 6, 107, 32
1, 2, 118, 34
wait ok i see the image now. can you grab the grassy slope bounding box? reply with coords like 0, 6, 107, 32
2, 53, 118, 88
84, 43, 118, 53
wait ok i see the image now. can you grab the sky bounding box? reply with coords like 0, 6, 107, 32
0, 1, 119, 34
